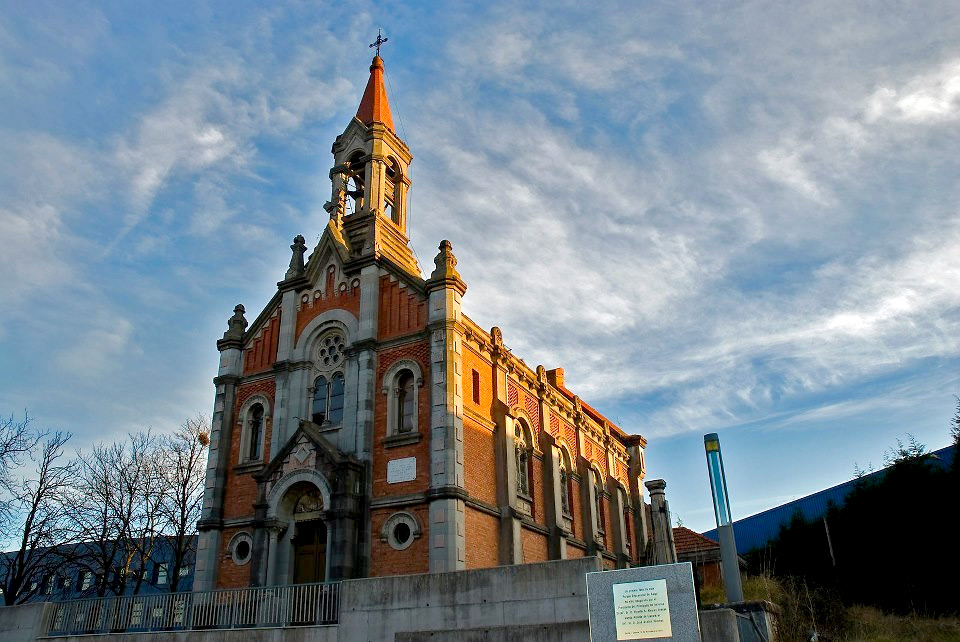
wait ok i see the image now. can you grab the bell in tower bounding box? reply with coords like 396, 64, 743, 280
325, 49, 419, 278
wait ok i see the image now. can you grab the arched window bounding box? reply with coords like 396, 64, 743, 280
594, 470, 605, 534
312, 373, 345, 426
396, 371, 415, 433
239, 398, 269, 464
382, 360, 423, 442
515, 424, 530, 497
345, 151, 365, 215
248, 403, 264, 460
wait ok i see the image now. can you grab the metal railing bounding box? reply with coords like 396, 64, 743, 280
45, 581, 340, 636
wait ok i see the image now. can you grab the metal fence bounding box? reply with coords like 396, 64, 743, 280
45, 581, 340, 636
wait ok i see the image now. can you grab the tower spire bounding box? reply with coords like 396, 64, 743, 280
356, 33, 395, 132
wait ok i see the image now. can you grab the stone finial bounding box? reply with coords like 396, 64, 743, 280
430, 240, 460, 281
286, 234, 307, 279
425, 240, 467, 294
536, 365, 547, 392
223, 304, 248, 341
490, 326, 504, 351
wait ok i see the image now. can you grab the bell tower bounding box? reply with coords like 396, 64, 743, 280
325, 53, 420, 278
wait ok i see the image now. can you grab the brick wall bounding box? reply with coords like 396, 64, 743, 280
223, 379, 275, 521
294, 270, 361, 344
520, 527, 548, 564
217, 526, 252, 588
463, 416, 497, 505
464, 507, 499, 569
372, 341, 431, 499
369, 506, 430, 577
243, 309, 281, 375
377, 276, 426, 341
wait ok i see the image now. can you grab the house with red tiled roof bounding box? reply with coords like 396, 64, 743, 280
673, 526, 727, 590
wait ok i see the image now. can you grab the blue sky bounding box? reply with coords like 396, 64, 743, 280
2, 1, 959, 534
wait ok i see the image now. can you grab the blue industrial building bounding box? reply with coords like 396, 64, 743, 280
703, 444, 955, 554
1, 536, 197, 604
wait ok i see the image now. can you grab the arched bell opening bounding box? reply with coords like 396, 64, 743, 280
344, 151, 366, 215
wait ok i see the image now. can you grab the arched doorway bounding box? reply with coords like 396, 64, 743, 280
279, 482, 328, 584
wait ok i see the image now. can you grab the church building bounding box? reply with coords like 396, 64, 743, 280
194, 52, 651, 591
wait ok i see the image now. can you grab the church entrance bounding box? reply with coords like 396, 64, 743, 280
292, 520, 326, 584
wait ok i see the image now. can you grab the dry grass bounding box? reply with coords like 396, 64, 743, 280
698, 576, 960, 641
843, 606, 960, 642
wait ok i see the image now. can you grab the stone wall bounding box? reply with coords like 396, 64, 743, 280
337, 556, 602, 640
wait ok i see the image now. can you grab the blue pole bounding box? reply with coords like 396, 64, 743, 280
704, 433, 743, 603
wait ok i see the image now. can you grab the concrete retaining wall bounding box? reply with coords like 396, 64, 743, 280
338, 557, 601, 640
396, 621, 591, 641
699, 608, 739, 642
0, 602, 53, 642
39, 626, 337, 642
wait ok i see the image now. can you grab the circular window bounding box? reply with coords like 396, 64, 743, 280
229, 532, 254, 566
235, 540, 250, 561
381, 512, 420, 551
393, 522, 411, 545
317, 333, 345, 368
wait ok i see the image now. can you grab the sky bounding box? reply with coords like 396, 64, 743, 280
1, 1, 959, 535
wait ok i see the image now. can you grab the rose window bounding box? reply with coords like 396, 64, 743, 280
318, 333, 345, 367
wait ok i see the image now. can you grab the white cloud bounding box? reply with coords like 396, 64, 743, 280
865, 59, 960, 124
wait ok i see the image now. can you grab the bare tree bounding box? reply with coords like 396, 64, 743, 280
158, 415, 209, 592
0, 432, 77, 605
73, 440, 127, 596
0, 412, 42, 534
73, 434, 164, 596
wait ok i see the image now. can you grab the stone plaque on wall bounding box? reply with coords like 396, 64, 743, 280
586, 562, 700, 642
387, 457, 417, 484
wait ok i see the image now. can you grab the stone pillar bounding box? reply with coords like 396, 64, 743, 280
609, 481, 630, 567
491, 327, 522, 564
626, 439, 649, 563
645, 479, 678, 564
543, 437, 567, 560
580, 457, 602, 556
195, 305, 246, 591
425, 241, 468, 572
351, 262, 380, 576
275, 235, 310, 450
537, 367, 567, 560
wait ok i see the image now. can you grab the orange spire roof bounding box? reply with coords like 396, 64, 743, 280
356, 55, 395, 132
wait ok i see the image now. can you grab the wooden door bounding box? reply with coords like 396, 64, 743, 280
292, 520, 326, 584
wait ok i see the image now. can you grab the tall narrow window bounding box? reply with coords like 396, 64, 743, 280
385, 158, 399, 224
328, 373, 344, 424
248, 403, 264, 460
312, 376, 328, 425
594, 471, 605, 533
559, 462, 571, 516
515, 425, 530, 496
471, 370, 481, 404
397, 371, 415, 433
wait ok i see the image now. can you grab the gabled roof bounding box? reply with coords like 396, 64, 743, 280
673, 526, 720, 554
356, 55, 394, 132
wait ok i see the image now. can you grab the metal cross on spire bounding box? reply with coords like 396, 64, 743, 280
369, 29, 389, 57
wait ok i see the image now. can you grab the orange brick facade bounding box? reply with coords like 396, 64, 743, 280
194, 54, 650, 592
